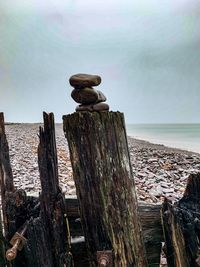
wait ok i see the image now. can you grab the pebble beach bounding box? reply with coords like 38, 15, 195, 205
5, 123, 200, 203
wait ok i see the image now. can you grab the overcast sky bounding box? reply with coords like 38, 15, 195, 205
0, 0, 200, 123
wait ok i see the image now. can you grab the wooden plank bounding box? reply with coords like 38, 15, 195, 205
71, 239, 89, 267
68, 201, 163, 267
162, 173, 200, 267
66, 197, 163, 267
139, 203, 163, 267
38, 112, 74, 267
63, 111, 148, 267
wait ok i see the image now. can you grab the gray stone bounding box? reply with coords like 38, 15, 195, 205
137, 172, 147, 177
149, 188, 161, 197
148, 158, 157, 163
67, 181, 75, 187
68, 188, 76, 195
163, 188, 174, 194
69, 73, 101, 88
155, 185, 164, 195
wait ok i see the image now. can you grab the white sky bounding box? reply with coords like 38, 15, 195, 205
0, 0, 200, 123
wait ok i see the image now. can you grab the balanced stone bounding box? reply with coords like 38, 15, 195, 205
76, 103, 109, 112
69, 74, 101, 88
93, 102, 109, 111
96, 90, 106, 103
71, 87, 99, 104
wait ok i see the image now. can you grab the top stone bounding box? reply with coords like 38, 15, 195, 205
69, 74, 101, 88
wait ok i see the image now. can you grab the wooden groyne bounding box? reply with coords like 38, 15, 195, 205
0, 74, 199, 266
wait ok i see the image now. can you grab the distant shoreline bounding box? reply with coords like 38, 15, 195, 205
4, 122, 199, 155
3, 123, 200, 203
126, 123, 200, 155
128, 136, 200, 156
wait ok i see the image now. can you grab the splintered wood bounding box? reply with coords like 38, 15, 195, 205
162, 173, 200, 267
63, 111, 148, 267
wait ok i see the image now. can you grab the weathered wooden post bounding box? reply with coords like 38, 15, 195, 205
0, 112, 14, 267
162, 173, 200, 267
63, 74, 148, 266
0, 113, 33, 267
38, 112, 74, 267
0, 113, 14, 237
0, 112, 74, 267
0, 210, 6, 267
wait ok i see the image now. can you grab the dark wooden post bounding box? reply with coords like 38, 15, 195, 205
0, 210, 6, 267
162, 173, 200, 267
139, 203, 163, 267
0, 113, 30, 267
0, 112, 15, 267
0, 113, 14, 192
0, 113, 14, 237
63, 111, 148, 267
38, 112, 74, 267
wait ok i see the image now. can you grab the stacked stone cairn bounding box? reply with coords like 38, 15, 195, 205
69, 73, 109, 111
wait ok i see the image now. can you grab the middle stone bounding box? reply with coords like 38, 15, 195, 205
71, 88, 106, 105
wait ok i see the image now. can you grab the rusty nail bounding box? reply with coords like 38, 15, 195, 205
6, 222, 28, 261
97, 251, 112, 267
6, 239, 21, 261
99, 256, 109, 266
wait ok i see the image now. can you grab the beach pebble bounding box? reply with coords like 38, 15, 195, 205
163, 188, 174, 194
67, 181, 75, 187
68, 188, 76, 195
148, 158, 158, 163
3, 123, 200, 206
69, 74, 101, 88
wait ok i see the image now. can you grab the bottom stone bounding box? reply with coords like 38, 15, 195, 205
76, 103, 109, 112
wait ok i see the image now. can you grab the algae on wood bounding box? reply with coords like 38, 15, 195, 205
63, 111, 148, 267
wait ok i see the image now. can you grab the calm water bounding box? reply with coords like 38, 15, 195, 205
126, 124, 200, 154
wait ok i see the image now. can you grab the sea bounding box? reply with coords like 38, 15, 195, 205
126, 124, 200, 154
